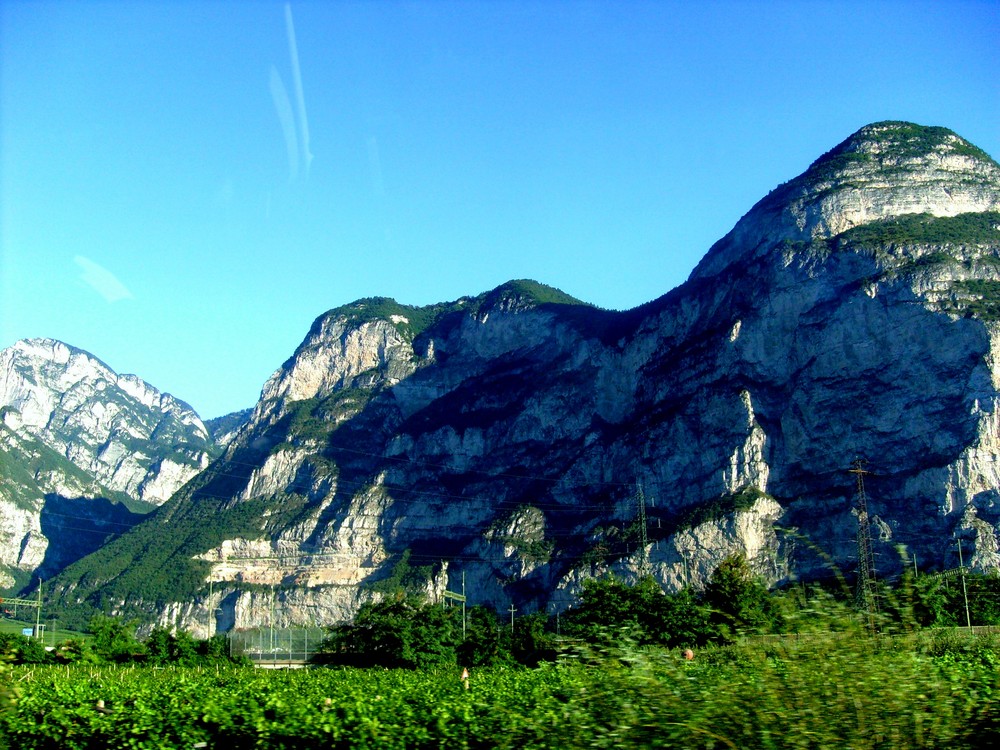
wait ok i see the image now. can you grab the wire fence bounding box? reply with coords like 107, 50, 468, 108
228, 626, 327, 664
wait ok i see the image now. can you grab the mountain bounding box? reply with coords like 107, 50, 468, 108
0, 339, 218, 591
43, 122, 1000, 635
205, 409, 253, 450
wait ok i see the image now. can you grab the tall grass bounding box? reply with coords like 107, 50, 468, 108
532, 590, 1000, 749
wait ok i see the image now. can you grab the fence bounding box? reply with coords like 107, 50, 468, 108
228, 626, 327, 664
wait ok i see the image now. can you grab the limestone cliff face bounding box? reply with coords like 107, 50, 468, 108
0, 338, 217, 591
0, 339, 214, 503
45, 122, 1000, 637
692, 122, 1000, 280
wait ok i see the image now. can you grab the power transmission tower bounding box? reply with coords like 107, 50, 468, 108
636, 483, 650, 577
849, 458, 878, 629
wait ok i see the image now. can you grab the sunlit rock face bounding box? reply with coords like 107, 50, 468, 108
0, 338, 218, 590
0, 339, 214, 504
43, 123, 1000, 636
692, 121, 1000, 280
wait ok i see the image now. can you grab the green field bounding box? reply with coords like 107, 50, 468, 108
0, 618, 84, 645
2, 632, 998, 749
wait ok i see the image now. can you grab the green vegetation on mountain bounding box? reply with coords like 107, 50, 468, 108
204, 409, 252, 441
40, 465, 314, 628
835, 211, 1000, 248
0, 421, 151, 518
278, 388, 374, 447
0, 424, 129, 512
675, 486, 769, 533
759, 122, 999, 214
368, 549, 437, 596
862, 121, 998, 164
319, 280, 589, 341
951, 280, 1000, 321
806, 122, 998, 182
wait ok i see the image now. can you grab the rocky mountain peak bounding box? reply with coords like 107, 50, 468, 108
245, 280, 588, 433
0, 337, 214, 505
692, 121, 1000, 280
30, 123, 1000, 635
471, 279, 585, 317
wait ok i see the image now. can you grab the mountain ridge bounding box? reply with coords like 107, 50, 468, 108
0, 338, 222, 592
13, 121, 1000, 635
691, 121, 1000, 281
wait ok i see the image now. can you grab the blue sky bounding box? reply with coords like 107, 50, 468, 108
1, 0, 998, 419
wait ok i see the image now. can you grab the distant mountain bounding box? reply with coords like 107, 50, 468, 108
36, 122, 1000, 636
205, 409, 253, 449
0, 339, 219, 592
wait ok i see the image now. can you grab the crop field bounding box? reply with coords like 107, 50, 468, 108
0, 618, 84, 644
2, 632, 998, 749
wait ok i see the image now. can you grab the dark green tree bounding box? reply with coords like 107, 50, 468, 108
0, 633, 53, 664
702, 554, 778, 640
652, 586, 713, 648
458, 606, 512, 667
316, 594, 458, 669
512, 611, 557, 666
89, 615, 147, 663
954, 573, 1000, 625
562, 575, 643, 643
144, 626, 202, 666
562, 575, 712, 647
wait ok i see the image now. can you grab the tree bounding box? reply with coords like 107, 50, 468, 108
89, 615, 147, 663
0, 633, 54, 665
458, 606, 512, 667
562, 575, 712, 648
511, 611, 556, 666
562, 575, 643, 643
145, 626, 201, 666
316, 594, 458, 669
702, 554, 777, 640
652, 586, 713, 648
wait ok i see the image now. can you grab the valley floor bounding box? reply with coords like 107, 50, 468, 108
2, 633, 998, 749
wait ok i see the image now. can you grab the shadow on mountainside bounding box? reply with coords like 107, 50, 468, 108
36, 494, 145, 582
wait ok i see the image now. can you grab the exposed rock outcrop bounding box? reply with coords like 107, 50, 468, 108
41, 122, 1000, 636
0, 339, 219, 590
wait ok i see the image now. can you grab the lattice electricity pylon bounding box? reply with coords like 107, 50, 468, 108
849, 458, 878, 628
636, 482, 650, 577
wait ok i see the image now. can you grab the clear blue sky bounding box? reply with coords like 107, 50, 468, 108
2, 0, 997, 419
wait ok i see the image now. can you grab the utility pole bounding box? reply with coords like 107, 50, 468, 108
508, 604, 516, 634
35, 581, 42, 640
269, 586, 276, 663
849, 459, 878, 629
443, 570, 467, 638
208, 578, 214, 640
957, 538, 972, 628
636, 483, 650, 577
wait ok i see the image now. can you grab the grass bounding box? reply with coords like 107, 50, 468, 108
0, 619, 86, 644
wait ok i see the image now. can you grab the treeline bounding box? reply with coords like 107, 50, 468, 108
0, 615, 247, 667
5, 554, 999, 669
315, 554, 1000, 669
